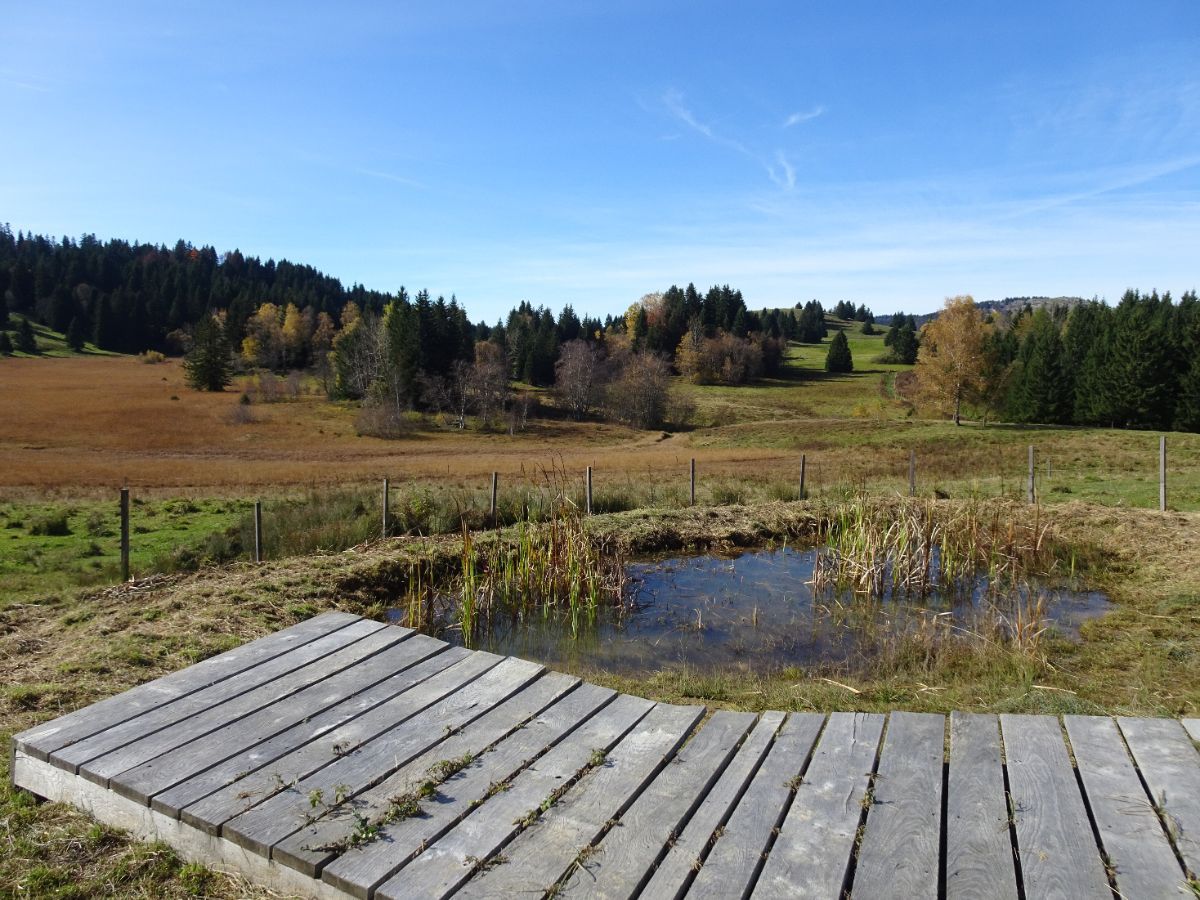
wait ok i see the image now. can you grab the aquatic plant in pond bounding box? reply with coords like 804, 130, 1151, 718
387, 497, 1104, 670
431, 547, 1108, 674
391, 514, 629, 646
811, 499, 1059, 600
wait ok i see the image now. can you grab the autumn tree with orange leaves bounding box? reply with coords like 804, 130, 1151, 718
915, 295, 991, 425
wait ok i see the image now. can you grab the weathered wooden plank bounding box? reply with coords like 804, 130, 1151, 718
177, 647, 488, 832
313, 680, 612, 897
640, 711, 785, 900
1183, 718, 1200, 743
221, 655, 542, 855
1000, 714, 1111, 900
12, 749, 352, 900
151, 646, 469, 821
370, 693, 654, 900
853, 711, 943, 900
276, 670, 582, 879
1064, 715, 1189, 899
558, 709, 757, 900
1118, 716, 1200, 878
52, 618, 388, 777
750, 712, 885, 900
446, 702, 705, 900
82, 623, 408, 789
687, 711, 827, 899
13, 611, 363, 761
112, 632, 446, 805
945, 712, 1018, 900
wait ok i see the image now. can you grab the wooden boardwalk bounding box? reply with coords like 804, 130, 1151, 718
11, 611, 1200, 899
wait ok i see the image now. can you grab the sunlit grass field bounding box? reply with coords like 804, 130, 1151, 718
2, 326, 1200, 897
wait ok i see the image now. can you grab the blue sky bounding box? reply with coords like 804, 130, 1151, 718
3, 2, 1198, 321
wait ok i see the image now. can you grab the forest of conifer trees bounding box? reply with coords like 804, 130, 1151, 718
2, 226, 1197, 433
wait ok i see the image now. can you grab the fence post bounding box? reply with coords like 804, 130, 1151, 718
490, 472, 499, 526
119, 487, 130, 582
690, 458, 696, 506
254, 500, 263, 563
382, 477, 390, 538
909, 450, 916, 497
800, 454, 807, 501
585, 466, 593, 515
1160, 435, 1167, 512
1027, 446, 1035, 504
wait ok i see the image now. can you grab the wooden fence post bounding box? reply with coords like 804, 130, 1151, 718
690, 458, 696, 506
490, 472, 499, 526
382, 477, 390, 538
800, 454, 807, 501
1027, 446, 1035, 504
1160, 435, 1167, 512
254, 500, 263, 563
909, 450, 916, 497
585, 466, 593, 515
119, 487, 130, 582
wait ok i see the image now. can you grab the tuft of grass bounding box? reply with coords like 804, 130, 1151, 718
28, 511, 72, 537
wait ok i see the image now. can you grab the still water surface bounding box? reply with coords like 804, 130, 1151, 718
401, 547, 1110, 675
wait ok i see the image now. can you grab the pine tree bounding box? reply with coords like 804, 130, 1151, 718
66, 316, 86, 352
0, 300, 8, 330
1008, 309, 1071, 424
15, 317, 38, 354
825, 330, 853, 373
1175, 356, 1200, 433
0, 332, 12, 355
731, 307, 748, 338
184, 317, 233, 391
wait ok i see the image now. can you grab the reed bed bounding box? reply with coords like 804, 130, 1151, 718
393, 509, 628, 646
809, 498, 1063, 657
811, 498, 1057, 599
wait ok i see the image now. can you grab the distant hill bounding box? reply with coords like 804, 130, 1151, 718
877, 296, 1088, 326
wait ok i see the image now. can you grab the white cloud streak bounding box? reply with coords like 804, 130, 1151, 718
767, 151, 795, 190
783, 105, 824, 127
661, 88, 796, 192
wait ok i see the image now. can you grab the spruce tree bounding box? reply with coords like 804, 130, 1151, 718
1175, 356, 1200, 433
0, 300, 8, 330
184, 317, 233, 391
893, 324, 919, 364
825, 330, 853, 373
66, 316, 86, 352
0, 332, 12, 355
15, 317, 37, 354
1008, 309, 1071, 424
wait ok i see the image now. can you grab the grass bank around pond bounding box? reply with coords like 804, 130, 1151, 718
2, 499, 1198, 897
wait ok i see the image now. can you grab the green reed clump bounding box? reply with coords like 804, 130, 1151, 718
458, 513, 628, 645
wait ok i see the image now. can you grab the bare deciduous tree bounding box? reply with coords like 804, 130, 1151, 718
605, 350, 671, 429
470, 342, 510, 428
553, 339, 608, 419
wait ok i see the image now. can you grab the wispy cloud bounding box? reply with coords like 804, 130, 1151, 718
661, 88, 795, 192
783, 105, 824, 128
767, 151, 795, 190
662, 88, 753, 157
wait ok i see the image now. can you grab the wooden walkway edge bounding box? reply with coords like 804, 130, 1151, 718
12, 612, 1200, 899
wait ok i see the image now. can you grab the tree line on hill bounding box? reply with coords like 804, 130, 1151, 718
5, 227, 872, 431
915, 292, 1200, 432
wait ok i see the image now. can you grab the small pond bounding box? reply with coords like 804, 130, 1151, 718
392, 547, 1111, 675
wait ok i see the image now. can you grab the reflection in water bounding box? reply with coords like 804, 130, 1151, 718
390, 547, 1110, 675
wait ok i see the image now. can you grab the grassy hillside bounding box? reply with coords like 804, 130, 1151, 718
1, 313, 117, 358
1, 318, 1199, 898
